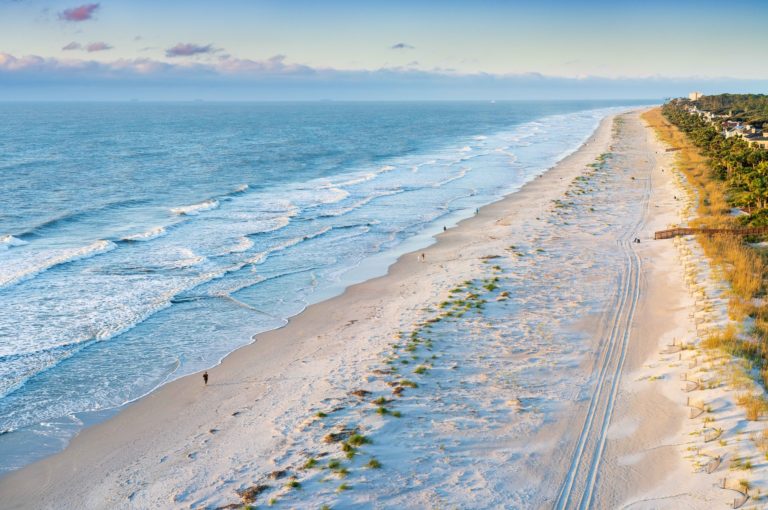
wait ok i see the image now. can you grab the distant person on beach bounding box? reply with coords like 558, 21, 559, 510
203, 371, 209, 385
443, 226, 447, 231
419, 253, 425, 262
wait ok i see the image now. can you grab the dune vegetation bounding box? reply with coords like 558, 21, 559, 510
643, 105, 768, 388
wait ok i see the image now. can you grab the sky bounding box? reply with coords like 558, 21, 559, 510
1, 0, 767, 100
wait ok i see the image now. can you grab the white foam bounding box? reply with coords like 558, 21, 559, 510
332, 172, 378, 188
227, 237, 254, 254
433, 168, 469, 188
0, 240, 116, 289
324, 164, 401, 190
0, 235, 27, 250
322, 190, 403, 217
411, 160, 437, 173
121, 226, 167, 242
495, 148, 518, 162
170, 199, 219, 216
246, 226, 333, 267
295, 186, 349, 206
166, 248, 206, 269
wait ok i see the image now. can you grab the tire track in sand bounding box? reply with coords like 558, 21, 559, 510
555, 114, 652, 510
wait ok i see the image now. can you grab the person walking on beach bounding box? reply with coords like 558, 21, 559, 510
203, 371, 209, 385
419, 253, 426, 262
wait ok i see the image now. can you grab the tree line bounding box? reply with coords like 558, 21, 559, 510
663, 100, 768, 224
693, 93, 768, 127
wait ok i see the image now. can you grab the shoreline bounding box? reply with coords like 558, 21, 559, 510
0, 109, 654, 508
0, 108, 614, 478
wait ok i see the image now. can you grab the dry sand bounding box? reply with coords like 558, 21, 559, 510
0, 109, 747, 509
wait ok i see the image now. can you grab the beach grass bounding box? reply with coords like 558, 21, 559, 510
643, 108, 768, 391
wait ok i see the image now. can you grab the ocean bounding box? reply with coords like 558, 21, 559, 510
0, 100, 652, 473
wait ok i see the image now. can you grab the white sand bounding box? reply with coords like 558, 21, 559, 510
2, 109, 756, 509
610, 115, 768, 509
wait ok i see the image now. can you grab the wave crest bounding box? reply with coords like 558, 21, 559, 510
0, 240, 116, 289
170, 199, 219, 216
121, 226, 167, 242
0, 235, 28, 250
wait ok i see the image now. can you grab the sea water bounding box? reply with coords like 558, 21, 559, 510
0, 100, 653, 473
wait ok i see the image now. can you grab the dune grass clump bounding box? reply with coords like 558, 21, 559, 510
702, 324, 739, 350
752, 429, 768, 455
237, 484, 269, 504
347, 434, 370, 447
731, 455, 747, 470
337, 483, 351, 492
323, 428, 357, 444
413, 365, 429, 375
739, 479, 751, 493
367, 458, 382, 469
303, 457, 318, 469
737, 393, 768, 421
341, 442, 356, 458
399, 379, 418, 388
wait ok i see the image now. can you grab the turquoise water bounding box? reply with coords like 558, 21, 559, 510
0, 100, 653, 473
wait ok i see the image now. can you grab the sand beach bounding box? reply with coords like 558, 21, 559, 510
1, 108, 756, 509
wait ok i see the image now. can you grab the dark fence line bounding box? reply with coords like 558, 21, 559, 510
654, 226, 768, 240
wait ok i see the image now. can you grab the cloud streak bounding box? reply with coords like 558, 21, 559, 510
165, 43, 216, 58
391, 43, 414, 50
58, 3, 100, 22
61, 41, 112, 52
1, 51, 766, 101
86, 42, 112, 52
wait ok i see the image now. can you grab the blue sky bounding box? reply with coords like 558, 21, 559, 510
1, 0, 767, 100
